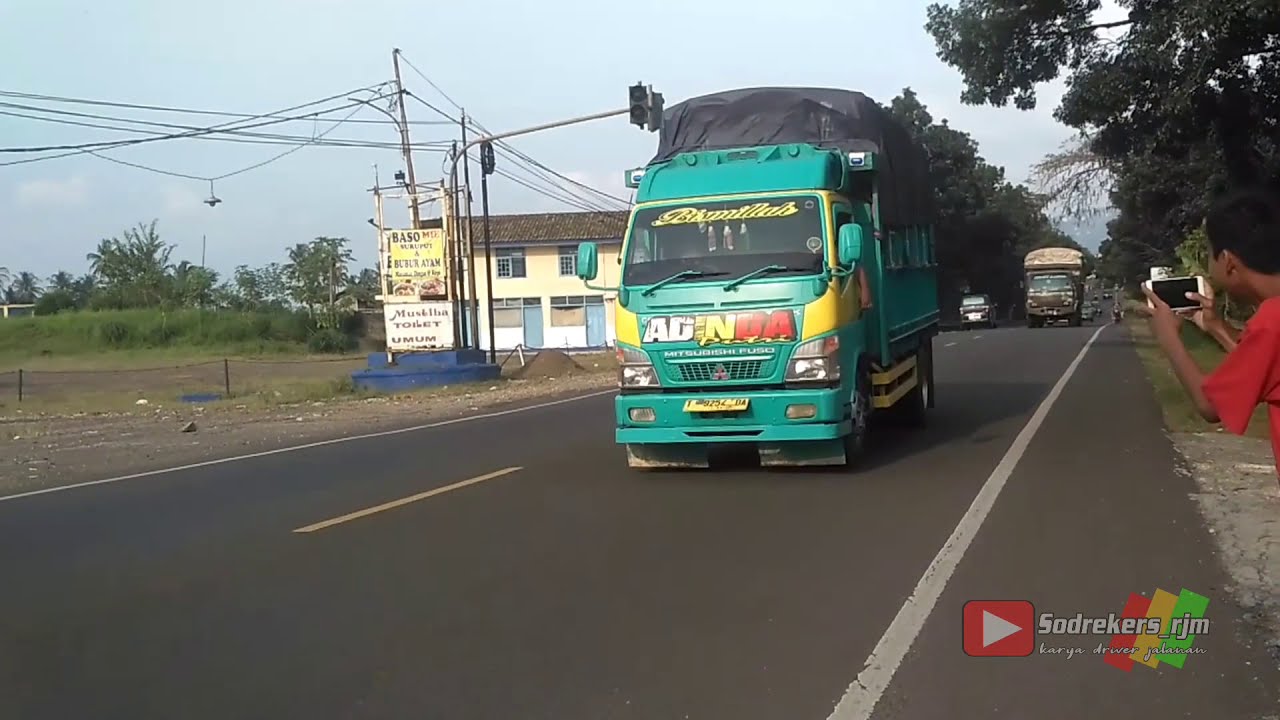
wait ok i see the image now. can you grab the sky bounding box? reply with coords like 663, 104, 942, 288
0, 0, 1121, 282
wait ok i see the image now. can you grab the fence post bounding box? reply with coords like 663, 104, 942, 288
17, 369, 22, 402
223, 359, 231, 398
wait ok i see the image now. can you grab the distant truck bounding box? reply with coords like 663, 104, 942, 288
1024, 247, 1085, 328
575, 87, 939, 469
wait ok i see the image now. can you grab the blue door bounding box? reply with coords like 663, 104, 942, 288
585, 304, 606, 347
522, 304, 544, 348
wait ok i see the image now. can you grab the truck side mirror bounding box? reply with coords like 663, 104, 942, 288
576, 242, 599, 281
838, 224, 863, 266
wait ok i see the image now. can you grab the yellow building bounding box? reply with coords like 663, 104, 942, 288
442, 210, 629, 351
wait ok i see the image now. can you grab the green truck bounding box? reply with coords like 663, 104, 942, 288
576, 87, 940, 469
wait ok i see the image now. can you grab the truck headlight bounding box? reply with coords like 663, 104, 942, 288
617, 346, 660, 388
785, 335, 839, 382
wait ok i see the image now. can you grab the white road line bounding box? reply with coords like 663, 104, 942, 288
971, 335, 983, 339
944, 342, 957, 347
0, 389, 615, 504
827, 323, 1107, 720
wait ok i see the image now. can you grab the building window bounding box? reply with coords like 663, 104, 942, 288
492, 297, 539, 327
549, 295, 587, 327
496, 247, 526, 278
558, 245, 577, 276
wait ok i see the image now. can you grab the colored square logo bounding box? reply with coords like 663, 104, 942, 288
1103, 588, 1209, 671
963, 600, 1035, 657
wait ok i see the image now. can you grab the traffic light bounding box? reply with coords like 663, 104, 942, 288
629, 83, 647, 127
646, 90, 663, 132
629, 83, 663, 132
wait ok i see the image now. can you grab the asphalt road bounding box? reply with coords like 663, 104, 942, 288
1, 318, 1277, 719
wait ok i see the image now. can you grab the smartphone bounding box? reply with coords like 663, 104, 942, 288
1144, 275, 1207, 311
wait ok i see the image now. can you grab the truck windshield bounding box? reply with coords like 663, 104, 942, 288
1028, 275, 1073, 293
623, 194, 825, 285
961, 296, 987, 306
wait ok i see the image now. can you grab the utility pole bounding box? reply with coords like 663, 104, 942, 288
441, 178, 462, 348
460, 111, 480, 351
391, 48, 421, 229
449, 141, 465, 346
480, 141, 497, 364
453, 141, 468, 345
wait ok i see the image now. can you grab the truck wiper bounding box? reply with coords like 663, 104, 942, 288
640, 269, 723, 296
722, 264, 802, 291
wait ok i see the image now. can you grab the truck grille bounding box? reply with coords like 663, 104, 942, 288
676, 360, 766, 382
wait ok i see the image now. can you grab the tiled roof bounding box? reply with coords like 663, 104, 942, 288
420, 210, 628, 245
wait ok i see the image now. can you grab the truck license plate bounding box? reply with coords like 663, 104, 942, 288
684, 398, 749, 412
967, 313, 982, 320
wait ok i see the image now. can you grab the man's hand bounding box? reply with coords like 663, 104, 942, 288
1138, 284, 1185, 346
1183, 283, 1224, 335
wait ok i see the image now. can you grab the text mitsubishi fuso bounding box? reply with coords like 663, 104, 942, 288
575, 87, 940, 468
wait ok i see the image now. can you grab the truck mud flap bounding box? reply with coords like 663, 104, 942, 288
758, 439, 847, 467
626, 443, 710, 469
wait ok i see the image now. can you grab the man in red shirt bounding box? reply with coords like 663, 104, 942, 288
1141, 187, 1280, 476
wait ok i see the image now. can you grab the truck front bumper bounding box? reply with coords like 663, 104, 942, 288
1028, 307, 1073, 317
615, 387, 849, 444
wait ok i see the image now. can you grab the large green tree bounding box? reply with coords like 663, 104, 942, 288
926, 0, 1280, 290
886, 88, 1086, 313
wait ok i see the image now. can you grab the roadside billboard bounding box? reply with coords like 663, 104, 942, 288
382, 228, 447, 302
384, 300, 454, 351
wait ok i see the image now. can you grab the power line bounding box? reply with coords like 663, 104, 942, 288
407, 92, 624, 213
0, 89, 456, 126
394, 54, 630, 213
0, 106, 450, 151
0, 85, 414, 169
0, 84, 393, 154
87, 101, 375, 182
403, 90, 618, 212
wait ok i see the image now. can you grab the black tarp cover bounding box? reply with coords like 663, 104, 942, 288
650, 87, 934, 225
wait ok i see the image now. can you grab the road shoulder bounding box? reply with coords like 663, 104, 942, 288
866, 323, 1280, 719
0, 373, 613, 498
1124, 319, 1280, 661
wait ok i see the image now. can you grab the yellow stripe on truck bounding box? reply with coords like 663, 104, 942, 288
615, 302, 641, 346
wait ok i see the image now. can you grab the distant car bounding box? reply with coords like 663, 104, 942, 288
1102, 291, 1113, 299
960, 293, 996, 330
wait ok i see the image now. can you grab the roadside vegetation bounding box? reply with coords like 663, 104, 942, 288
1126, 317, 1267, 437
0, 221, 378, 368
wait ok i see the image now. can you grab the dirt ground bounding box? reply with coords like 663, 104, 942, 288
0, 363, 615, 497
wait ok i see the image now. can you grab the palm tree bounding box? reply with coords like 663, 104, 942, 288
48, 271, 76, 293
9, 271, 41, 303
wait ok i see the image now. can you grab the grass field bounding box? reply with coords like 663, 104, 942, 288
1126, 311, 1268, 437
0, 308, 347, 371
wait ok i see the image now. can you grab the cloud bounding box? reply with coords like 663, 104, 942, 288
14, 176, 89, 207
159, 184, 206, 216
561, 169, 632, 206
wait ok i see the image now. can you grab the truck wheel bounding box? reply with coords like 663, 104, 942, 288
899, 339, 932, 427
843, 370, 872, 467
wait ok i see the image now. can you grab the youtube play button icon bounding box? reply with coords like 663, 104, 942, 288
962, 600, 1035, 657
